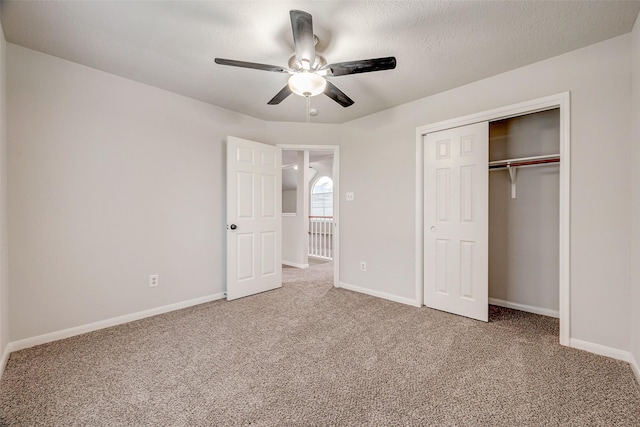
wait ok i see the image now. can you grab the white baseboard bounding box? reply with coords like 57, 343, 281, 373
338, 281, 420, 307
569, 338, 631, 362
282, 260, 309, 269
488, 298, 559, 318
308, 255, 332, 261
8, 293, 225, 353
0, 344, 10, 380
630, 352, 640, 385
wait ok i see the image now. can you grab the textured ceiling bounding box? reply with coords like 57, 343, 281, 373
2, 1, 639, 124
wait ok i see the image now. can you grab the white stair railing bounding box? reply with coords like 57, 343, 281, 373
309, 216, 333, 260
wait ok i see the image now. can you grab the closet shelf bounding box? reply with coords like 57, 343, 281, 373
488, 154, 560, 170
488, 154, 560, 199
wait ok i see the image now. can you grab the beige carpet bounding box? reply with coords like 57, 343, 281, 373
1, 262, 638, 426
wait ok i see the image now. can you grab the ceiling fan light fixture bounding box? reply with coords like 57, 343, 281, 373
288, 72, 326, 97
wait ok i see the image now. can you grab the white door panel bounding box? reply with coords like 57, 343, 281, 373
424, 122, 488, 321
227, 136, 282, 300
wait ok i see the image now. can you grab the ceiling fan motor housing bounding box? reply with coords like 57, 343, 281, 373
288, 52, 327, 72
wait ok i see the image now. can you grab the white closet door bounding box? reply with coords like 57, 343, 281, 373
424, 122, 489, 321
226, 136, 282, 301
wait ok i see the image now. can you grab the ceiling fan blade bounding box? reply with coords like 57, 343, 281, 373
324, 57, 397, 77
290, 10, 315, 70
214, 58, 291, 73
324, 81, 354, 108
268, 85, 293, 105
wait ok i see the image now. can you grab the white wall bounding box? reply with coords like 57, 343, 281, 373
282, 151, 309, 267
630, 14, 640, 376
0, 16, 8, 364
7, 44, 266, 341
281, 164, 297, 214
339, 34, 632, 351
488, 110, 560, 313
282, 190, 297, 214
265, 122, 343, 147
282, 214, 303, 266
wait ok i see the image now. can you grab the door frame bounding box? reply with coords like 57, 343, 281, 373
415, 92, 571, 346
278, 144, 340, 288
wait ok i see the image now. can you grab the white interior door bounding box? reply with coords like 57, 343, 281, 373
424, 122, 489, 321
226, 136, 282, 300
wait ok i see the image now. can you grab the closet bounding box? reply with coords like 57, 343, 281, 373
423, 108, 560, 322
488, 109, 560, 318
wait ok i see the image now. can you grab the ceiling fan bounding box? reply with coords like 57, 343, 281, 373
214, 10, 396, 108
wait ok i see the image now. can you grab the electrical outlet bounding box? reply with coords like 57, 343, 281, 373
346, 192, 355, 201
360, 261, 366, 272
149, 274, 159, 287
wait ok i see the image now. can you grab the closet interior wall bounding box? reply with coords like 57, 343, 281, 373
488, 109, 560, 316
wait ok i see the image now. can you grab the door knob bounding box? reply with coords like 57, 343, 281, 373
430, 226, 436, 232
230, 224, 237, 230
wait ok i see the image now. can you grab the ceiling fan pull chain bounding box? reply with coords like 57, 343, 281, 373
306, 95, 311, 124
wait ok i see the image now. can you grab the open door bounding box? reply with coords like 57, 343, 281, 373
226, 136, 282, 300
424, 122, 489, 321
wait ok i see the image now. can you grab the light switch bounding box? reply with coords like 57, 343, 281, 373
346, 192, 354, 201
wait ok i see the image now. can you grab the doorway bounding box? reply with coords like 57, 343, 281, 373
278, 145, 340, 288
415, 93, 570, 345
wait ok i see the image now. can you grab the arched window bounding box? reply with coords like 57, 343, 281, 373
310, 176, 333, 217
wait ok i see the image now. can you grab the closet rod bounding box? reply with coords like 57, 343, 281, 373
489, 154, 560, 170
489, 154, 560, 199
